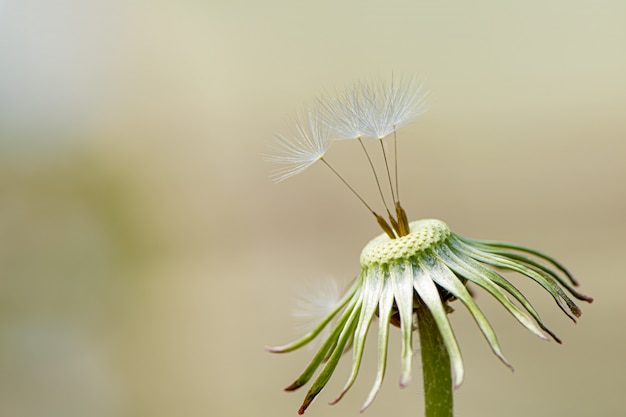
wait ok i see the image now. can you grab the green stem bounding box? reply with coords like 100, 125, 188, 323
416, 298, 454, 417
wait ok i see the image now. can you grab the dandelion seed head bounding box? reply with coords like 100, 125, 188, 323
360, 219, 450, 266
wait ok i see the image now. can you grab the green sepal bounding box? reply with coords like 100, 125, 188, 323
451, 236, 581, 321
266, 281, 358, 353
360, 274, 394, 412
297, 303, 362, 414
420, 252, 512, 370
411, 259, 464, 388
330, 267, 383, 404
439, 244, 557, 342
284, 293, 361, 391
462, 238, 579, 286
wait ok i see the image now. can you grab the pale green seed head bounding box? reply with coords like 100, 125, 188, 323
360, 219, 451, 267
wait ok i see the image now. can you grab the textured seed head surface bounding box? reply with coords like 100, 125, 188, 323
360, 219, 451, 267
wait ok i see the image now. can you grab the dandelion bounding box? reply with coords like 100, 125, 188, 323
266, 77, 591, 417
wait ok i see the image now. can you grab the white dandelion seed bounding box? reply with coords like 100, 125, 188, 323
293, 277, 344, 349
362, 75, 429, 139
319, 76, 429, 141
318, 82, 373, 140
267, 108, 332, 183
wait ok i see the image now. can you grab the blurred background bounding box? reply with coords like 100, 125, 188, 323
0, 0, 624, 416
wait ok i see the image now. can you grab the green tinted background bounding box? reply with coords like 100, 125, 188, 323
1, 1, 624, 416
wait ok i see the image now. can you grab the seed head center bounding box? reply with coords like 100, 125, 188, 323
360, 219, 451, 267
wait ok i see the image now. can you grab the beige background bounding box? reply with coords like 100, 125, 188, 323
1, 1, 625, 416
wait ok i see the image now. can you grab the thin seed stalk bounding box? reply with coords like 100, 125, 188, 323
416, 297, 454, 417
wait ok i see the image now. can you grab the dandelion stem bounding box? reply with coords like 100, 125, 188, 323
416, 296, 454, 417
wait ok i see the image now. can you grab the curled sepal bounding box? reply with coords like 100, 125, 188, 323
438, 245, 556, 342
330, 270, 383, 404
389, 263, 416, 387
451, 236, 582, 322
463, 238, 579, 286
411, 260, 464, 388
265, 282, 358, 353
283, 294, 360, 392
420, 252, 513, 371
360, 275, 394, 412
484, 249, 593, 303
297, 303, 362, 414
